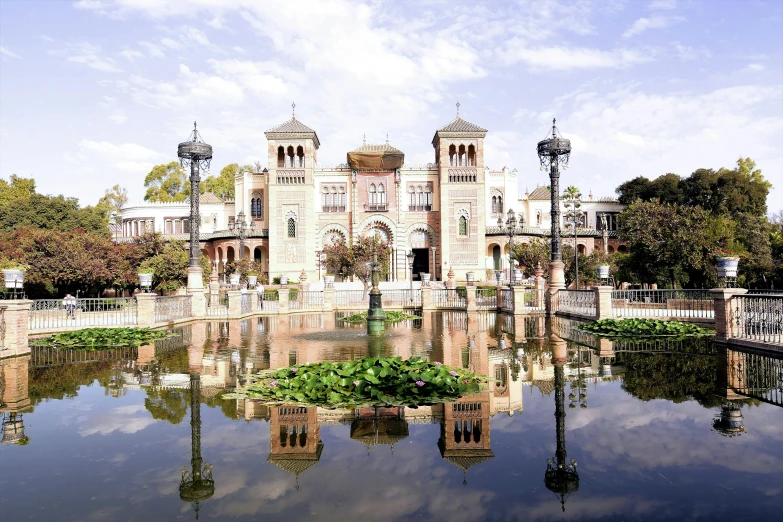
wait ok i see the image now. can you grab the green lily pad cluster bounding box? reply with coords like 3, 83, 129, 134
579, 318, 714, 337
32, 327, 172, 350
341, 311, 421, 323
224, 356, 485, 409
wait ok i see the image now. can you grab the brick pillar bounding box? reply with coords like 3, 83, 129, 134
136, 294, 157, 327
535, 276, 546, 309
189, 291, 206, 319
323, 288, 335, 312
465, 286, 477, 312
711, 288, 747, 342
421, 286, 434, 311
0, 300, 32, 358
512, 286, 527, 315
546, 261, 565, 314
0, 354, 30, 410
595, 286, 613, 319
277, 288, 290, 314
227, 290, 243, 318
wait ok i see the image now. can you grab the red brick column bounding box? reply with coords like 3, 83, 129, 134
0, 300, 32, 359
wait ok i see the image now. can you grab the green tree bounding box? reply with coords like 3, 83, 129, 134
323, 236, 391, 292
138, 241, 211, 291
202, 163, 237, 199
0, 174, 36, 204
144, 388, 188, 424
144, 161, 190, 202
97, 184, 128, 222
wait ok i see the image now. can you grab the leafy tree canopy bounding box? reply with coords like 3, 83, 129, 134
144, 161, 190, 202
96, 184, 128, 222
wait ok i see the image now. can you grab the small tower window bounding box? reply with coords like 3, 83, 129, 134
277, 146, 285, 168
467, 144, 476, 166
287, 217, 296, 238
459, 216, 468, 236
449, 144, 457, 166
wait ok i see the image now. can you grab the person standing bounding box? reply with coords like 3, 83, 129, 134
63, 294, 76, 320
255, 282, 264, 310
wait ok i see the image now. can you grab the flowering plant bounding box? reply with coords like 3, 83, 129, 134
712, 249, 740, 259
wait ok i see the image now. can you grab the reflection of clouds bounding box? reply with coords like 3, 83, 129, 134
504, 496, 666, 521
78, 404, 159, 436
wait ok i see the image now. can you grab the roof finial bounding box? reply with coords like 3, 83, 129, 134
363, 132, 366, 145
386, 132, 389, 144
552, 118, 557, 137
456, 101, 460, 117
292, 102, 296, 119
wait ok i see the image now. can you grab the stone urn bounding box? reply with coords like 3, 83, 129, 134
513, 269, 523, 285
247, 275, 258, 287
495, 270, 503, 285
138, 272, 153, 292
466, 272, 475, 286
596, 265, 610, 280
324, 275, 335, 288
2, 268, 24, 291
716, 257, 740, 278
420, 273, 431, 286
280, 275, 289, 285
229, 274, 241, 287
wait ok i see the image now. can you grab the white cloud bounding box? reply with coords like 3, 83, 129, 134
139, 41, 165, 58
78, 404, 159, 436
76, 139, 166, 172
0, 46, 22, 59
119, 48, 143, 61
649, 0, 677, 9
500, 43, 654, 70
50, 42, 123, 72
623, 15, 685, 38
742, 63, 765, 72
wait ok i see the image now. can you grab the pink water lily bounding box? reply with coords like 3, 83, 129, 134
353, 380, 360, 386
434, 362, 443, 366
450, 371, 458, 377
415, 381, 425, 387
290, 367, 298, 372
269, 380, 279, 388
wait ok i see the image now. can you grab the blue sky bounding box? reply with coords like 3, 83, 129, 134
1, 0, 781, 210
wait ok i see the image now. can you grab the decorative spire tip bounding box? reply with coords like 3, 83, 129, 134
292, 102, 296, 118
456, 101, 460, 117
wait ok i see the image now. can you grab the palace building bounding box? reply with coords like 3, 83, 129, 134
118, 112, 625, 282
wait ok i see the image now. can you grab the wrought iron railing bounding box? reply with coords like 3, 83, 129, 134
291, 291, 323, 311
557, 290, 596, 317
726, 348, 783, 406
432, 289, 466, 309
241, 293, 252, 314
29, 344, 138, 367
476, 288, 497, 309
258, 291, 279, 313
334, 290, 367, 307
732, 294, 783, 345
205, 293, 229, 317
154, 296, 191, 323
611, 289, 713, 319
380, 289, 421, 307
29, 298, 138, 330
500, 288, 513, 312
0, 305, 6, 349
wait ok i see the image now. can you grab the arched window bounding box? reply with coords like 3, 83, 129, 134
287, 217, 296, 238
458, 144, 466, 166
457, 209, 469, 237
287, 145, 295, 168
369, 183, 376, 205
416, 186, 423, 209
408, 185, 415, 209
536, 210, 542, 226
321, 186, 329, 211
296, 145, 305, 167
378, 183, 386, 205
424, 185, 432, 210
338, 186, 346, 211
251, 197, 263, 218
277, 146, 285, 168
492, 196, 497, 214
449, 144, 457, 166
467, 144, 476, 166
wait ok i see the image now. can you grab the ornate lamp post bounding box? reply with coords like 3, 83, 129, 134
498, 208, 518, 285
178, 122, 213, 292
180, 371, 214, 519
537, 119, 571, 300
228, 211, 254, 260
406, 251, 415, 301
367, 240, 385, 335
563, 190, 584, 289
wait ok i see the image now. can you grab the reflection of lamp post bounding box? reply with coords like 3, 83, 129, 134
316, 250, 322, 281
228, 211, 254, 260
406, 251, 415, 302
1, 413, 29, 445
180, 371, 214, 520
537, 119, 571, 291
498, 208, 518, 285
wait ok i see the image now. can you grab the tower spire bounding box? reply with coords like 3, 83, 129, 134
292, 102, 296, 119
456, 101, 460, 117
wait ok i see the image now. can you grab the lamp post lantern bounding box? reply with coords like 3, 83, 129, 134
537, 119, 571, 300
228, 211, 254, 260
178, 122, 212, 291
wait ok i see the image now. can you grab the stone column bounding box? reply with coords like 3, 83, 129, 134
136, 294, 157, 327
594, 286, 613, 320
0, 300, 32, 358
421, 286, 434, 311
277, 288, 290, 314
190, 292, 206, 319
323, 288, 335, 312
512, 286, 528, 315
546, 261, 565, 314
711, 288, 747, 342
465, 286, 477, 312
227, 290, 243, 318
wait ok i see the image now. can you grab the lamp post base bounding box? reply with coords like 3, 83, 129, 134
187, 266, 204, 292
547, 261, 565, 314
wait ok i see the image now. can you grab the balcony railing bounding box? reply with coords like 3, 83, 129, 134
611, 289, 713, 319
732, 294, 783, 345
321, 206, 347, 213
365, 203, 388, 212
407, 205, 432, 212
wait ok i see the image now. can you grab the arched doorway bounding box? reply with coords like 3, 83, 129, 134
254, 247, 262, 262
492, 245, 501, 270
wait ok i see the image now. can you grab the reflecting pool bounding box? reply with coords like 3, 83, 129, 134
2, 312, 782, 521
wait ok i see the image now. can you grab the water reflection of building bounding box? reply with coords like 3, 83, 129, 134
438, 394, 494, 485
351, 407, 409, 452
0, 354, 31, 445
268, 406, 323, 489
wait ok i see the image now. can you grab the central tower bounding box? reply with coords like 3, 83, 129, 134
432, 106, 488, 279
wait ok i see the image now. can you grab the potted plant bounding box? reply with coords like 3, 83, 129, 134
138, 269, 154, 292
247, 272, 258, 287
513, 268, 523, 285
714, 249, 740, 278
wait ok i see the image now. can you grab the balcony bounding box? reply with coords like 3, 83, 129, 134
321, 206, 347, 213
408, 205, 432, 212
365, 203, 388, 212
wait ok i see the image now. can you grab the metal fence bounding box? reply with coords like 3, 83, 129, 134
0, 305, 6, 349
500, 288, 513, 312
611, 289, 714, 319
241, 293, 252, 314
29, 298, 137, 330
258, 291, 279, 313
154, 296, 191, 323
291, 291, 323, 311
726, 348, 783, 407
29, 344, 138, 368
335, 290, 367, 307
732, 294, 783, 345
476, 288, 497, 309
206, 293, 229, 317
557, 290, 596, 317
432, 289, 466, 309
380, 289, 421, 307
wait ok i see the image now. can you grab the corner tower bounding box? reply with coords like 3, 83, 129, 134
264, 112, 320, 281
432, 109, 488, 279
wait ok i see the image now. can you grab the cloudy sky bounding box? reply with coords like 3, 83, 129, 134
1, 0, 781, 210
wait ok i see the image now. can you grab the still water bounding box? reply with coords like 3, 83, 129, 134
1, 312, 782, 522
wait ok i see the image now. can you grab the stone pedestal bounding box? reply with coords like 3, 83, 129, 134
711, 288, 747, 342
534, 264, 546, 309
594, 286, 613, 320
187, 266, 204, 292
190, 291, 206, 318
0, 300, 32, 358
136, 293, 157, 327
465, 286, 477, 312
0, 354, 30, 411
512, 286, 528, 315
277, 288, 290, 314
323, 288, 335, 312
227, 290, 243, 318
546, 261, 565, 314
421, 286, 434, 311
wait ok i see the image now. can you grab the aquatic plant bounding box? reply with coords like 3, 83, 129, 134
223, 356, 485, 408
340, 311, 421, 323
32, 327, 172, 349
579, 318, 713, 337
